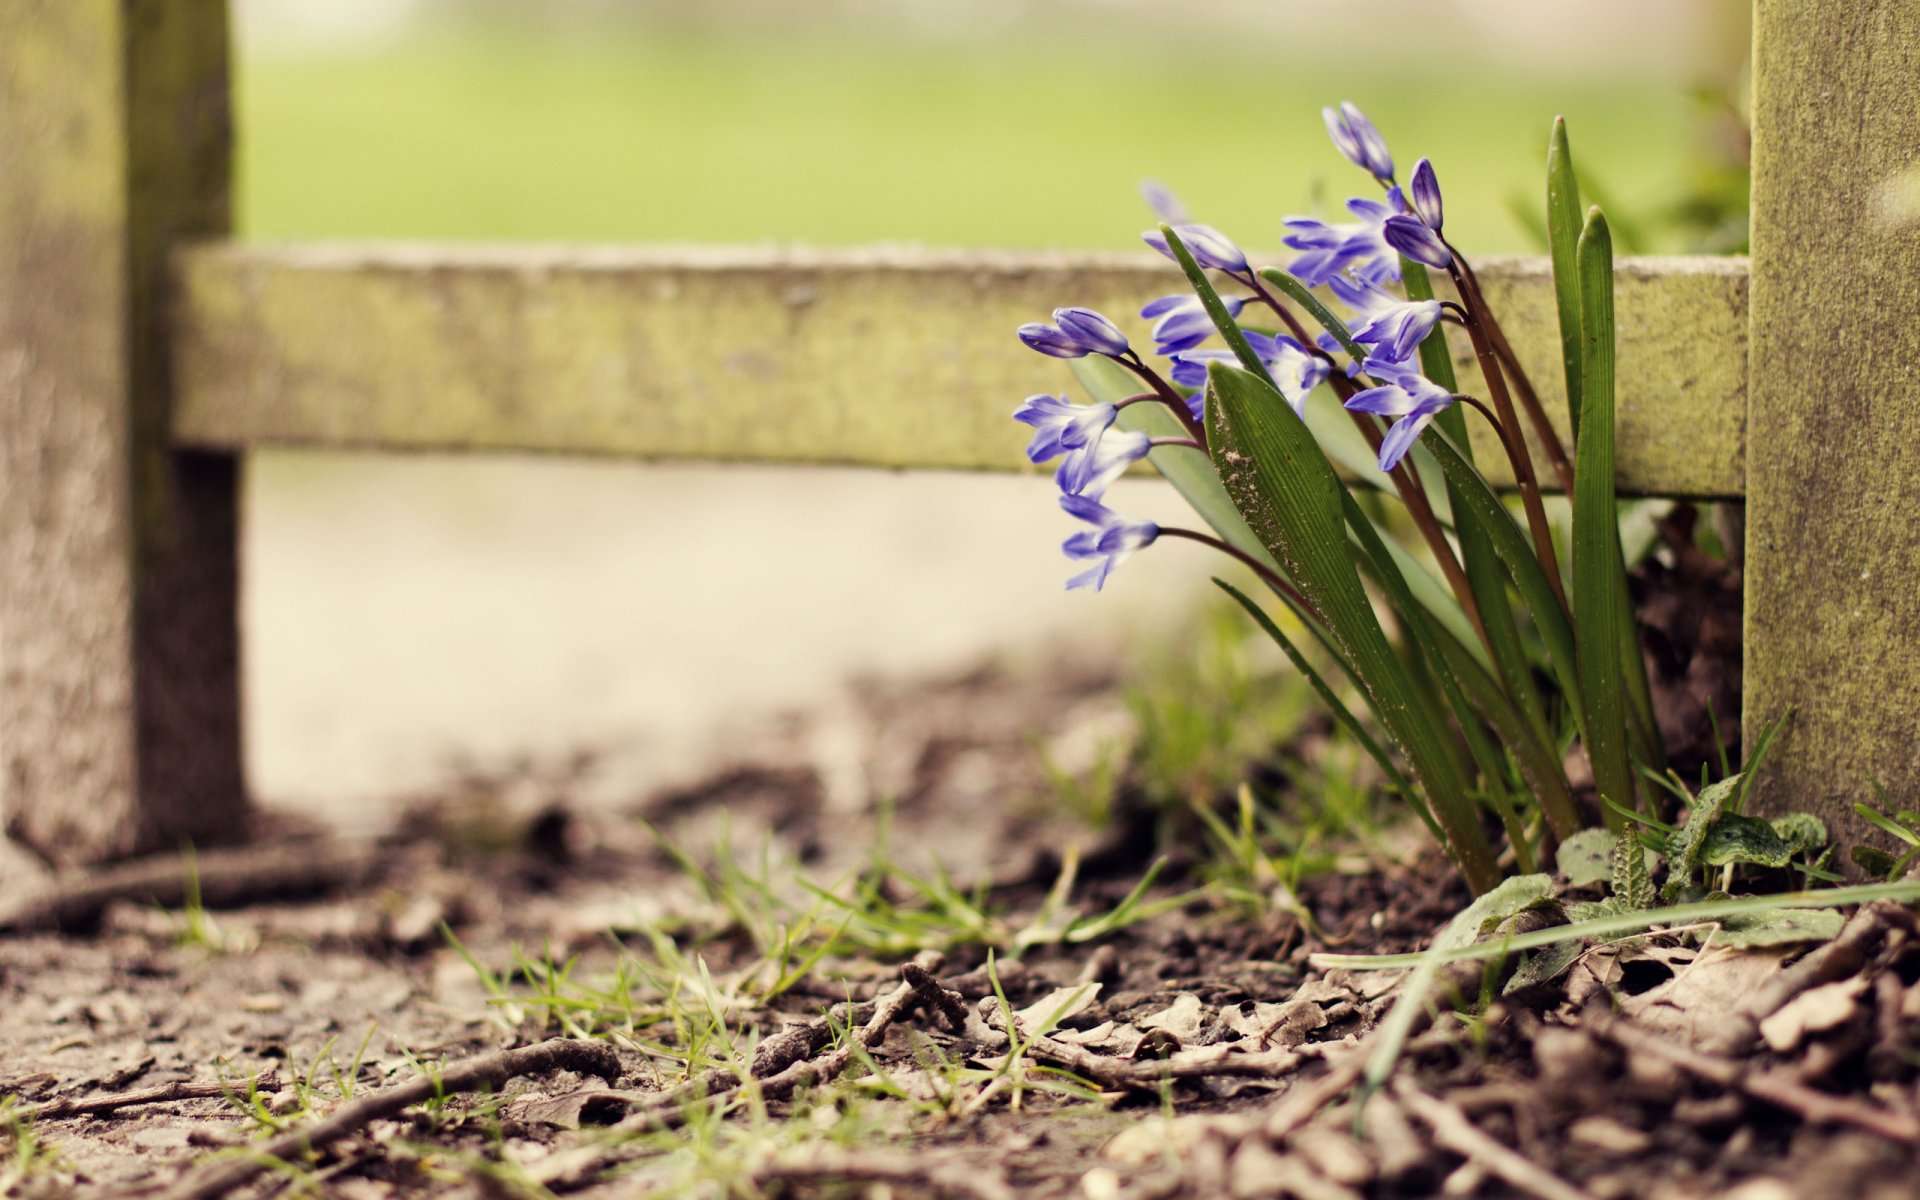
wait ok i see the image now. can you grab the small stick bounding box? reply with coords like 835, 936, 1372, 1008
1589, 1007, 1920, 1145
1393, 1080, 1597, 1200
986, 1000, 1309, 1091
16, 1073, 282, 1122
151, 1039, 620, 1200
0, 841, 376, 934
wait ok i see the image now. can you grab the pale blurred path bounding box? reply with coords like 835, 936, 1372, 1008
245, 455, 1211, 823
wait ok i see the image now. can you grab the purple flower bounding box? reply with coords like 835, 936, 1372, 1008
1343, 362, 1456, 472
1017, 322, 1089, 359
1140, 292, 1245, 355
1323, 101, 1394, 182
1282, 188, 1408, 286
1169, 332, 1328, 417
1408, 158, 1443, 231
1142, 223, 1250, 275
1382, 215, 1453, 270
1061, 494, 1160, 592
1328, 274, 1441, 364
1053, 307, 1131, 357
1056, 426, 1151, 500
1012, 393, 1116, 464
1139, 179, 1190, 224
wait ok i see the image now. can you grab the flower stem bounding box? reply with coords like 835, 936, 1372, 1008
1157, 527, 1319, 623
1119, 354, 1207, 448
1451, 248, 1576, 494
1445, 259, 1566, 599
1146, 437, 1206, 451
1452, 392, 1574, 616
1239, 271, 1318, 348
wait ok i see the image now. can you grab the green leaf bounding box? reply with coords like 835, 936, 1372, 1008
1556, 828, 1617, 887
1425, 428, 1585, 748
1205, 362, 1499, 894
1853, 845, 1901, 879
1163, 225, 1274, 385
1504, 939, 1586, 995
1572, 207, 1636, 824
1714, 908, 1844, 949
1701, 813, 1794, 869
1769, 812, 1829, 857
1662, 773, 1741, 900
1547, 117, 1585, 441
1611, 828, 1655, 909
1853, 801, 1920, 848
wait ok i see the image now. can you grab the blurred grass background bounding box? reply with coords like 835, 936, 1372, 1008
230, 0, 1749, 816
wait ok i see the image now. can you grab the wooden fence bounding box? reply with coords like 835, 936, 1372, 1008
1, 0, 1914, 865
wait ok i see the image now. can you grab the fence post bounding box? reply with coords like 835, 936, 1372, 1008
1746, 1, 1920, 851
0, 0, 245, 864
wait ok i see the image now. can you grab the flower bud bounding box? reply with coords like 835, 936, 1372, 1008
1382, 214, 1452, 270
1017, 322, 1089, 359
1324, 101, 1394, 182
1409, 158, 1443, 231
1052, 307, 1131, 357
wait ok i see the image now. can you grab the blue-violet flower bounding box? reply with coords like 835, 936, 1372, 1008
1017, 322, 1089, 358
1052, 307, 1131, 357
1139, 179, 1190, 224
1056, 426, 1152, 500
1408, 158, 1443, 231
1012, 393, 1116, 464
1140, 293, 1245, 355
1141, 223, 1250, 275
1343, 362, 1456, 472
1323, 101, 1394, 182
1060, 494, 1160, 592
1170, 332, 1329, 417
1329, 274, 1441, 365
1282, 188, 1408, 286
1382, 214, 1452, 270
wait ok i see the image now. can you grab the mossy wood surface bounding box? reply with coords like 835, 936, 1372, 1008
1746, 0, 1920, 854
173, 246, 1749, 498
0, 0, 244, 864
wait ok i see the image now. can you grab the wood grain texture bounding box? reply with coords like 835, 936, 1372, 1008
1746, 0, 1920, 850
171, 246, 1750, 498
0, 1, 244, 863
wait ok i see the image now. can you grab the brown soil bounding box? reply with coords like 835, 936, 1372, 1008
2, 652, 1916, 1200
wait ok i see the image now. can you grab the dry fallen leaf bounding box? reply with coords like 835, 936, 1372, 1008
1136, 993, 1206, 1042
1758, 975, 1869, 1053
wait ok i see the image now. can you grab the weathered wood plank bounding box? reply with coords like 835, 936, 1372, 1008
0, 0, 244, 863
1746, 0, 1920, 853
172, 245, 1749, 499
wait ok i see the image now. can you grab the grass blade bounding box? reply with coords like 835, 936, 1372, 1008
1547, 117, 1585, 441
1573, 207, 1636, 822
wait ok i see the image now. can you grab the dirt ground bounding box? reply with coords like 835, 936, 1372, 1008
2, 646, 1918, 1200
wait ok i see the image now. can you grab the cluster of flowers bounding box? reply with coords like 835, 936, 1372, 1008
1013, 103, 1460, 591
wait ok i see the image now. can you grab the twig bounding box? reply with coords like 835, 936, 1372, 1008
986, 1000, 1310, 1092
1588, 1006, 1920, 1145
1701, 900, 1911, 1057
151, 1039, 620, 1200
17, 1073, 282, 1122
1392, 1080, 1597, 1200
0, 841, 377, 933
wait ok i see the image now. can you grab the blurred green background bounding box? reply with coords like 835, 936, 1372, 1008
235, 2, 1747, 253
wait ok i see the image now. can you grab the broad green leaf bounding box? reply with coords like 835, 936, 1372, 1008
1504, 939, 1586, 995
1547, 117, 1585, 440
1556, 827, 1617, 887
1437, 873, 1555, 951
1853, 845, 1901, 879
1769, 812, 1829, 857
1611, 827, 1654, 909
1205, 362, 1499, 893
1701, 814, 1794, 869
1663, 773, 1742, 900
1573, 207, 1636, 824
1714, 908, 1845, 949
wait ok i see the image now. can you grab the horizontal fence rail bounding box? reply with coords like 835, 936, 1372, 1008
172, 245, 1750, 499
